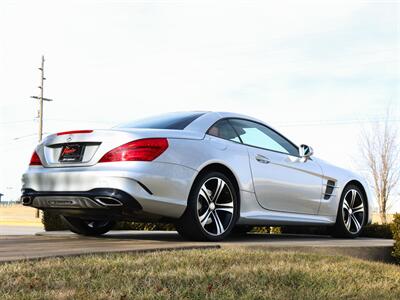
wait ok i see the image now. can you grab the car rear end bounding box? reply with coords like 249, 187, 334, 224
21, 121, 205, 221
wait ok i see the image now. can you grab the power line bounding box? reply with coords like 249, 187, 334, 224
0, 118, 115, 126
45, 118, 116, 124
13, 132, 51, 141
0, 120, 37, 125
276, 118, 400, 128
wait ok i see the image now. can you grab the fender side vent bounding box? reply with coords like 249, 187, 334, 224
324, 180, 336, 200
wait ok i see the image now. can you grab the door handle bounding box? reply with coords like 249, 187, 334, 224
255, 154, 270, 164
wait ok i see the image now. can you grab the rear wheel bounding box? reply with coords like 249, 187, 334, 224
62, 216, 115, 236
176, 171, 239, 241
331, 185, 366, 238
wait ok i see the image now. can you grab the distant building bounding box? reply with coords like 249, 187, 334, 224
0, 193, 3, 203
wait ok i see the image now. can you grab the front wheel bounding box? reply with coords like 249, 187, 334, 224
331, 185, 366, 238
176, 171, 239, 241
62, 216, 115, 236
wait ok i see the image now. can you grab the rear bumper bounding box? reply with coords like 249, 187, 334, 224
21, 188, 144, 220
21, 188, 142, 209
21, 161, 198, 219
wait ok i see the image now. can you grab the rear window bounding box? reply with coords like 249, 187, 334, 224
116, 112, 205, 130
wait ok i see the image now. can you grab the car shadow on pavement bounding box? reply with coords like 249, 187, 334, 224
92, 231, 333, 243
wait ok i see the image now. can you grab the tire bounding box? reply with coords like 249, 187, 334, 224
61, 216, 116, 236
330, 184, 367, 238
176, 171, 239, 241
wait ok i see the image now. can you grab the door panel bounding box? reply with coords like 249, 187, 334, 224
248, 146, 323, 215
208, 117, 324, 215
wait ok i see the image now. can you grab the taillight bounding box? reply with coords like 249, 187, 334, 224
99, 138, 169, 163
29, 151, 43, 166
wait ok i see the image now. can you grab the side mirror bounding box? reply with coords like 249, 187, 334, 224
299, 144, 314, 159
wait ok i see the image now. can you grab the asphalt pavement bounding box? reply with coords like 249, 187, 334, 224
0, 224, 43, 235
0, 230, 395, 263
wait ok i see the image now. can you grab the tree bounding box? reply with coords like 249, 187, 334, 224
360, 113, 400, 224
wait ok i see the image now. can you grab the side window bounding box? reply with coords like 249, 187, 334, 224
229, 119, 299, 156
207, 120, 241, 143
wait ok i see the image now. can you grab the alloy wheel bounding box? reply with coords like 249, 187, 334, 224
197, 177, 234, 236
342, 189, 365, 234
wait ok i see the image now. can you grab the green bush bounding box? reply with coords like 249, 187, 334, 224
361, 223, 393, 239
391, 214, 400, 263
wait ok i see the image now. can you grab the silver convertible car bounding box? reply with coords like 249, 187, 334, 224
21, 111, 372, 241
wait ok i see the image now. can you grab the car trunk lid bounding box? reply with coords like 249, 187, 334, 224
37, 128, 204, 168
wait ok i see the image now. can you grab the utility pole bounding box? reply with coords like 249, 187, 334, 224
30, 55, 53, 143
30, 55, 53, 218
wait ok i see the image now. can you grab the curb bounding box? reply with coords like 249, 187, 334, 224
0, 245, 221, 263
223, 244, 396, 264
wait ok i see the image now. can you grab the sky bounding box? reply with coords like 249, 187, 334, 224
0, 0, 399, 211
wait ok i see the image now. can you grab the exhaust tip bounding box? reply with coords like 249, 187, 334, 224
21, 196, 32, 205
94, 197, 123, 207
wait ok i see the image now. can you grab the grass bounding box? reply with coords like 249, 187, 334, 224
0, 249, 399, 300
0, 204, 42, 226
